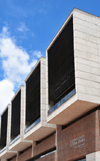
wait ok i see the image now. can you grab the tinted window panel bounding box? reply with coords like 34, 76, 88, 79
48, 17, 75, 105
0, 108, 8, 149
26, 63, 40, 127
11, 91, 21, 140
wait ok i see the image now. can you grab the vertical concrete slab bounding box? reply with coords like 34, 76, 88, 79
41, 57, 46, 122
24, 57, 55, 141
46, 8, 100, 126
86, 151, 100, 161
7, 104, 11, 150
55, 125, 62, 161
20, 86, 25, 140
73, 8, 100, 104
46, 50, 49, 114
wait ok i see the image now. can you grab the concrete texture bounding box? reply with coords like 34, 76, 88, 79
46, 8, 100, 126
24, 57, 56, 142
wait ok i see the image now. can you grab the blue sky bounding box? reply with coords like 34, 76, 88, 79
0, 0, 100, 113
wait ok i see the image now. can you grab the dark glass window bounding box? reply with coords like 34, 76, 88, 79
75, 159, 86, 161
27, 148, 56, 161
0, 108, 8, 149
26, 63, 40, 128
11, 91, 21, 140
7, 155, 16, 161
48, 17, 75, 105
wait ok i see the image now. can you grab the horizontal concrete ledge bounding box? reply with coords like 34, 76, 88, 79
25, 118, 41, 133
0, 150, 17, 159
24, 125, 56, 141
48, 89, 76, 115
47, 99, 99, 125
0, 146, 6, 153
9, 140, 32, 151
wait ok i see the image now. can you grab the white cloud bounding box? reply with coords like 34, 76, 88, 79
0, 26, 10, 38
0, 79, 14, 115
17, 22, 29, 32
0, 26, 42, 113
0, 35, 36, 85
33, 50, 42, 58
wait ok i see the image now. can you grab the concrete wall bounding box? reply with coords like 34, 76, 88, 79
7, 104, 11, 150
41, 57, 55, 129
20, 86, 25, 139
46, 8, 100, 126
86, 151, 100, 161
73, 9, 100, 104
40, 57, 47, 124
24, 57, 55, 142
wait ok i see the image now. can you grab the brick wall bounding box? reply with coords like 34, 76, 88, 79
33, 134, 55, 156
10, 156, 16, 161
18, 147, 32, 161
9, 109, 100, 161
17, 133, 55, 161
57, 109, 100, 161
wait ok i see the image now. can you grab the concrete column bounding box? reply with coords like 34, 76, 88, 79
41, 58, 46, 122
7, 104, 11, 150
55, 126, 58, 161
16, 152, 19, 161
86, 151, 100, 161
95, 110, 100, 151
20, 85, 25, 140
55, 125, 62, 161
32, 141, 36, 157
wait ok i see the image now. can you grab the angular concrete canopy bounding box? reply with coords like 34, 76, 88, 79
46, 8, 100, 125
9, 86, 32, 152
24, 57, 56, 141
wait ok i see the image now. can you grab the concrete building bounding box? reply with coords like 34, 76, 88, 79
0, 8, 100, 161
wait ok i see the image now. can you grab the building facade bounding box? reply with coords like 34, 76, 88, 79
0, 8, 100, 161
